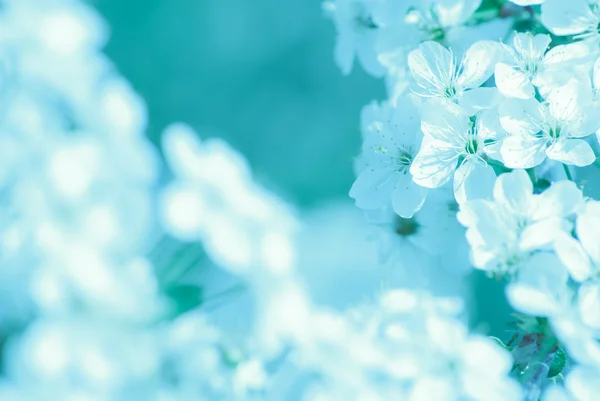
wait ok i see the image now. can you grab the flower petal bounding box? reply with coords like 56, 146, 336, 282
512, 33, 551, 61
500, 135, 548, 169
506, 252, 568, 317
421, 98, 470, 144
435, 0, 482, 26
349, 168, 397, 209
541, 0, 597, 36
459, 87, 503, 115
458, 40, 502, 89
554, 231, 593, 282
519, 217, 571, 251
408, 41, 453, 97
545, 139, 595, 167
532, 179, 583, 220
454, 159, 496, 205
499, 98, 544, 137
391, 173, 428, 218
494, 63, 534, 99
410, 138, 457, 188
547, 79, 581, 123
493, 169, 533, 211
577, 205, 600, 265
578, 284, 600, 329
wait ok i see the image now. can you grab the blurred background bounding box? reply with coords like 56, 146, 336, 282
93, 0, 383, 207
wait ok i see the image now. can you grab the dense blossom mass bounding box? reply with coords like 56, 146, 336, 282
326, 0, 600, 399
2, 0, 600, 400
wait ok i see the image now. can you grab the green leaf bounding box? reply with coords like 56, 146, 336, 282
165, 284, 204, 316
547, 347, 567, 378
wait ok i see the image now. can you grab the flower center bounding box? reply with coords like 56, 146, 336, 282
397, 149, 413, 172
465, 137, 479, 155
524, 61, 538, 75
548, 126, 562, 139
394, 216, 420, 237
444, 86, 457, 98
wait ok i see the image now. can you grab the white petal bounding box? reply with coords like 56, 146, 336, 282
500, 135, 548, 169
545, 139, 595, 167
462, 337, 513, 375
541, 0, 597, 36
459, 201, 512, 249
593, 57, 600, 91
349, 168, 397, 209
494, 63, 534, 99
519, 217, 570, 251
458, 40, 502, 89
408, 41, 453, 97
506, 283, 561, 317
577, 210, 600, 265
435, 0, 482, 26
578, 284, 600, 329
391, 173, 428, 218
532, 179, 583, 220
574, 104, 600, 137
498, 98, 544, 136
512, 33, 551, 61
543, 41, 595, 68
410, 139, 457, 188
454, 159, 496, 205
509, 0, 543, 4
547, 79, 581, 122
506, 253, 568, 317
356, 40, 386, 77
161, 123, 205, 179
459, 87, 503, 115
477, 106, 506, 140
159, 184, 205, 241
554, 232, 593, 282
493, 169, 533, 211
421, 98, 470, 144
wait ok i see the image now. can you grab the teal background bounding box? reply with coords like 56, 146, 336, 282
92, 0, 384, 207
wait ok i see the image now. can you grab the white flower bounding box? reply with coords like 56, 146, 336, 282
458, 170, 582, 315
408, 40, 502, 115
323, 0, 390, 76
410, 98, 503, 204
499, 79, 600, 168
554, 200, 600, 282
350, 95, 427, 218
495, 33, 590, 99
367, 188, 472, 277
160, 123, 297, 274
541, 0, 600, 43
458, 169, 581, 274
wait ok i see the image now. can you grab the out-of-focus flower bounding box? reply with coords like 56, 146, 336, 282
159, 123, 297, 276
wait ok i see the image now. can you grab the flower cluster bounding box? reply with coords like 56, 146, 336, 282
327, 0, 600, 399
